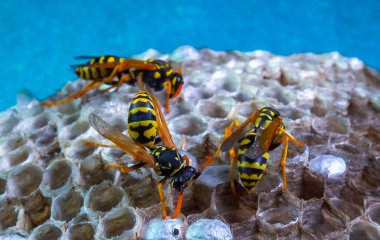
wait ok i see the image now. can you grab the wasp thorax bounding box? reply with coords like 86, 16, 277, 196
171, 166, 198, 191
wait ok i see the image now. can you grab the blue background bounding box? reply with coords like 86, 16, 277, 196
1, 0, 379, 111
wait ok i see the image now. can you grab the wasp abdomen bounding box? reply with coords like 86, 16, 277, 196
237, 152, 268, 190
128, 91, 158, 147
75, 56, 126, 80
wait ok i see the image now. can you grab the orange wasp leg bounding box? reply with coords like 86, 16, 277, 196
229, 148, 237, 196
105, 162, 146, 174
99, 74, 132, 93
279, 128, 305, 147
215, 119, 240, 195
162, 81, 173, 113
215, 119, 240, 157
158, 177, 168, 220
170, 192, 184, 219
42, 80, 107, 107
183, 155, 190, 166
277, 128, 304, 190
83, 141, 117, 148
279, 137, 289, 190
200, 155, 214, 171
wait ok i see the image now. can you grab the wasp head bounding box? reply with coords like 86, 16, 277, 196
171, 166, 201, 192
169, 67, 184, 99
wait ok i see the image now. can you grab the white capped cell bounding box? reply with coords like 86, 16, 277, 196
309, 155, 346, 177
186, 219, 232, 240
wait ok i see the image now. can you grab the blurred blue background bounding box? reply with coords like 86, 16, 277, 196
1, 0, 379, 111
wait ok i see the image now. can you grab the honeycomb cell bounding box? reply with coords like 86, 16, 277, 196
3, 145, 31, 167
97, 207, 141, 239
287, 166, 325, 201
368, 204, 380, 226
59, 113, 80, 127
52, 189, 83, 222
29, 125, 58, 146
196, 96, 235, 119
309, 155, 346, 178
143, 218, 185, 240
2, 132, 26, 152
312, 115, 350, 135
186, 219, 233, 240
207, 70, 241, 93
78, 155, 113, 186
257, 190, 301, 236
30, 114, 50, 130
16, 90, 43, 117
29, 224, 62, 240
85, 183, 124, 212
0, 206, 18, 230
59, 121, 89, 140
213, 182, 256, 224
171, 114, 207, 136
65, 140, 97, 160
0, 178, 5, 194
23, 191, 52, 229
301, 199, 348, 239
67, 223, 95, 240
41, 159, 72, 196
0, 110, 19, 135
6, 163, 42, 198
170, 45, 201, 62
350, 222, 380, 240
125, 175, 161, 209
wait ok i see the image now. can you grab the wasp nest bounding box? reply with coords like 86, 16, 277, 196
0, 46, 379, 239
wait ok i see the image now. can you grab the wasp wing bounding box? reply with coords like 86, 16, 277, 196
220, 110, 260, 152
141, 84, 177, 149
88, 59, 156, 71
244, 118, 282, 159
74, 56, 99, 60
89, 113, 156, 167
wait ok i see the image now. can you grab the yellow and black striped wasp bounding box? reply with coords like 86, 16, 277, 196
88, 82, 212, 219
43, 56, 184, 113
215, 107, 304, 195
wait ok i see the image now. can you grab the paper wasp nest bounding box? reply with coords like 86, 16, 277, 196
0, 46, 379, 239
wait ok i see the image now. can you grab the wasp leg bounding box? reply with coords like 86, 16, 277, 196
163, 81, 173, 113
200, 155, 214, 171
158, 177, 168, 220
105, 162, 147, 174
183, 155, 190, 166
279, 128, 305, 147
229, 148, 237, 196
42, 77, 116, 107
83, 141, 118, 148
279, 137, 289, 190
170, 192, 184, 219
215, 120, 240, 157
99, 74, 132, 93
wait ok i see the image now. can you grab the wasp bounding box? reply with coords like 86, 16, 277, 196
215, 107, 304, 194
42, 56, 184, 113
88, 83, 212, 219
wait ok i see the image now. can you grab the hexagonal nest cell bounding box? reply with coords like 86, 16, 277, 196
0, 47, 379, 239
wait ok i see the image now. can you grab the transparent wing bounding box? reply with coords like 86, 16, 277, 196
74, 56, 99, 60
220, 110, 260, 152
89, 113, 156, 167
142, 83, 176, 149
88, 59, 156, 71
244, 118, 282, 159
